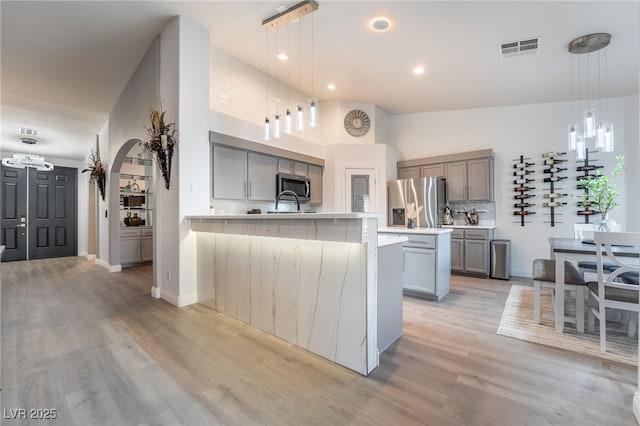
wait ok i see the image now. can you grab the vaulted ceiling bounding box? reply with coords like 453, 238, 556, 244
1, 1, 637, 161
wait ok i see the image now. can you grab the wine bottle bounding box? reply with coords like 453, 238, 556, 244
576, 165, 604, 172
543, 158, 569, 165
513, 162, 536, 169
514, 186, 535, 192
543, 167, 567, 174
577, 200, 593, 207
577, 210, 598, 216
513, 211, 536, 216
542, 152, 566, 158
514, 203, 535, 208
542, 193, 567, 198
514, 194, 535, 200
513, 178, 535, 184
576, 175, 597, 181
543, 201, 567, 208
513, 169, 535, 176
543, 176, 568, 183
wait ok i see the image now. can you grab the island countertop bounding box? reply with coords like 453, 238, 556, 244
378, 226, 453, 235
188, 212, 382, 220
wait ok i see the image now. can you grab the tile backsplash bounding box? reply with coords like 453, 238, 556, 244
448, 201, 496, 226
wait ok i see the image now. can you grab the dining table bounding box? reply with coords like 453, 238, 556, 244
549, 237, 640, 333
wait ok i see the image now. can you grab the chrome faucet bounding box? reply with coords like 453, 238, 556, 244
275, 190, 300, 212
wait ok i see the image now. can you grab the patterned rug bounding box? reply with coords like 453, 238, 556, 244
497, 284, 638, 366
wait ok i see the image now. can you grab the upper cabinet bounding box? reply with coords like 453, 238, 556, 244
210, 132, 324, 204
397, 149, 494, 202
247, 152, 277, 201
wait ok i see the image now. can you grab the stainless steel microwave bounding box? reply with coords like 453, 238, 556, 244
276, 174, 310, 201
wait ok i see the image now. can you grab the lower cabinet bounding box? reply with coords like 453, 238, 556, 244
378, 231, 451, 301
121, 227, 153, 267
450, 228, 494, 277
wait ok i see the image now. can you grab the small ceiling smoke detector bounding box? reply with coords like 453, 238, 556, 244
21, 137, 38, 145
500, 37, 541, 58
19, 127, 39, 136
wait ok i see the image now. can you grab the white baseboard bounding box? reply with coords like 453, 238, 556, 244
78, 250, 88, 258
86, 254, 96, 261
95, 258, 122, 273
159, 288, 198, 307
151, 287, 161, 299
633, 391, 640, 424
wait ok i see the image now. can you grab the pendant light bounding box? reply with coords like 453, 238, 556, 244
261, 0, 319, 140
567, 33, 614, 159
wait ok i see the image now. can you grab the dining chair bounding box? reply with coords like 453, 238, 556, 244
532, 259, 586, 332
573, 223, 619, 277
587, 231, 640, 352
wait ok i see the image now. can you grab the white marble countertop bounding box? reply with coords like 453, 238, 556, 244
188, 212, 382, 220
378, 226, 453, 235
442, 224, 496, 230
377, 234, 408, 247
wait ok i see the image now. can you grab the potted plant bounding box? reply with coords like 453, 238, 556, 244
578, 155, 627, 231
82, 149, 107, 200
405, 202, 423, 228
140, 105, 177, 189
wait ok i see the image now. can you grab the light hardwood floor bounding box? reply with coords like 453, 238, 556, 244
1, 257, 636, 425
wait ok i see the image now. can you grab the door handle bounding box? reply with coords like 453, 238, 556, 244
19, 223, 26, 228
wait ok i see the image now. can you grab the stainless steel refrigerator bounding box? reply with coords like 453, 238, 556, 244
388, 177, 447, 228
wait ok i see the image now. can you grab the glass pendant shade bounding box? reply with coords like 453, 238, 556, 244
274, 114, 281, 138
603, 123, 614, 152
584, 110, 596, 138
285, 110, 292, 135
575, 137, 586, 161
264, 117, 270, 141
296, 105, 304, 132
567, 124, 578, 151
309, 98, 318, 128
595, 122, 606, 148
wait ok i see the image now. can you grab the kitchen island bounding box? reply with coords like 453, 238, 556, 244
188, 213, 380, 375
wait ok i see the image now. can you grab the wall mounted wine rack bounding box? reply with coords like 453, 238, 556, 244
513, 155, 535, 226
576, 148, 603, 223
541, 151, 568, 227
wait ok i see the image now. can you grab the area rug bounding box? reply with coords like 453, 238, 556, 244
497, 284, 638, 366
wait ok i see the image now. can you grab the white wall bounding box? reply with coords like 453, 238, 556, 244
624, 93, 639, 231
390, 96, 637, 277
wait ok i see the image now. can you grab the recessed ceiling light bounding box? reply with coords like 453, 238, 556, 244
370, 17, 391, 32
327, 83, 336, 90
277, 52, 288, 61
413, 66, 425, 75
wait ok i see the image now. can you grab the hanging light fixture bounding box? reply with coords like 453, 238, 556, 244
262, 0, 319, 139
567, 33, 614, 159
2, 136, 54, 171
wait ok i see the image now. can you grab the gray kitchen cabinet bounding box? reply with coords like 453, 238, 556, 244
247, 152, 277, 201
121, 227, 153, 267
277, 158, 292, 174
450, 233, 464, 272
293, 161, 308, 177
213, 145, 247, 200
308, 164, 323, 205
467, 158, 493, 201
449, 227, 493, 277
378, 231, 451, 301
420, 164, 445, 177
445, 161, 468, 201
403, 246, 436, 294
398, 166, 420, 179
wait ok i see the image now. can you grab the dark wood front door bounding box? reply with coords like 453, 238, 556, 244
1, 167, 28, 261
1, 165, 77, 261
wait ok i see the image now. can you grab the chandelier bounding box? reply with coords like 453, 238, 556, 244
2, 153, 54, 171
567, 33, 614, 160
262, 0, 319, 141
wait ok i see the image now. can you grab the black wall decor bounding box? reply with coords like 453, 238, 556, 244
513, 155, 536, 226
576, 148, 603, 222
541, 151, 568, 227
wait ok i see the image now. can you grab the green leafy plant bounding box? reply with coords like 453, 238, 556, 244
578, 155, 626, 229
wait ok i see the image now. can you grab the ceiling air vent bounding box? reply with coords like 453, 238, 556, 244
19, 127, 39, 136
500, 37, 540, 58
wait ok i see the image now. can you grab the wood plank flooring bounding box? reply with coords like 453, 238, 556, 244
1, 257, 636, 425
